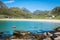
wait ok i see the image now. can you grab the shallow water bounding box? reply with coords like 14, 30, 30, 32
0, 21, 60, 33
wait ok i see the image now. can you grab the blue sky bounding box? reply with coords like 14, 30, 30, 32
1, 0, 60, 12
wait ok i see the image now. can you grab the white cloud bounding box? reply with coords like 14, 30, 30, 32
4, 0, 14, 3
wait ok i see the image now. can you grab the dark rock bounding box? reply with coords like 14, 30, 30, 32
54, 27, 60, 32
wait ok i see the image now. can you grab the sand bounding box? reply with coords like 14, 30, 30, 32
0, 19, 60, 23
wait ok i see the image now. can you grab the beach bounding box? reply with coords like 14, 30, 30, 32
0, 19, 60, 23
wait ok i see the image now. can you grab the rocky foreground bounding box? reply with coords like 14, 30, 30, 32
0, 27, 60, 40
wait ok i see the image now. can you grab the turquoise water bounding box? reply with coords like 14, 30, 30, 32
0, 21, 60, 33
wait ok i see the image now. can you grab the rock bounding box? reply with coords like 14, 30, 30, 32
54, 27, 60, 32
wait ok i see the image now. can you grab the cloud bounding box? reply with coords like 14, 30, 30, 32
4, 0, 14, 3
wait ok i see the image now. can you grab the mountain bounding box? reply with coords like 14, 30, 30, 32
0, 1, 9, 17
0, 1, 8, 8
8, 7, 33, 18
51, 6, 60, 16
33, 10, 49, 16
0, 1, 60, 19
21, 8, 31, 14
0, 1, 33, 18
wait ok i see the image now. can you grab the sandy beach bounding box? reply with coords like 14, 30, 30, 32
0, 19, 60, 23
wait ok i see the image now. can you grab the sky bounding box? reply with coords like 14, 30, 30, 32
1, 0, 60, 12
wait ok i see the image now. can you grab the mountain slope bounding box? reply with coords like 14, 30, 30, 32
0, 1, 8, 8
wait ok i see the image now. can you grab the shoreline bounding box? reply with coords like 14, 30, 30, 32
0, 19, 60, 23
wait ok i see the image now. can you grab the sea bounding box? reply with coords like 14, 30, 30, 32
0, 21, 60, 34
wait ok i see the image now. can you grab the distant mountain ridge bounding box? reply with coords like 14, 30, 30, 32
33, 10, 49, 16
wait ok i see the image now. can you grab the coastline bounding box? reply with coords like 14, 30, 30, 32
0, 19, 60, 23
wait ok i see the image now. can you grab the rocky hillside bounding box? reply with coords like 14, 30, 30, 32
51, 7, 60, 16
0, 1, 33, 18
0, 1, 8, 8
